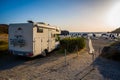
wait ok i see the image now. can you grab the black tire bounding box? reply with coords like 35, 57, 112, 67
41, 50, 46, 57
41, 49, 48, 57
45, 49, 48, 54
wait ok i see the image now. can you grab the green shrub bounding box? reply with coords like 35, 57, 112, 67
60, 37, 85, 53
110, 41, 120, 46
0, 40, 8, 45
55, 34, 60, 41
0, 24, 8, 34
0, 40, 8, 52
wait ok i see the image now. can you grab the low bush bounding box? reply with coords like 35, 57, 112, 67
0, 40, 8, 53
0, 40, 8, 45
60, 37, 85, 53
110, 41, 120, 46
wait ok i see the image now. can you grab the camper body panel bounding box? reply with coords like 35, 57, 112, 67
33, 27, 49, 56
48, 29, 56, 52
9, 22, 61, 57
9, 23, 33, 56
33, 25, 56, 56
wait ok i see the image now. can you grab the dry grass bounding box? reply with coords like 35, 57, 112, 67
0, 34, 8, 41
0, 34, 8, 57
0, 41, 8, 51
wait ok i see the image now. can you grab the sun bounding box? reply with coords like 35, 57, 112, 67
105, 2, 120, 27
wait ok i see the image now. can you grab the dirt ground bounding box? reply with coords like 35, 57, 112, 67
0, 38, 120, 80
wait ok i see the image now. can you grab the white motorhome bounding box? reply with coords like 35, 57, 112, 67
9, 21, 61, 57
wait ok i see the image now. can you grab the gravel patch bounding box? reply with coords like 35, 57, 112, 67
0, 39, 120, 80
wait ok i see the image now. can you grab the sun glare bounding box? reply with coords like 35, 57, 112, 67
106, 2, 120, 27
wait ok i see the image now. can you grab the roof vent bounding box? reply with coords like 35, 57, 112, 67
27, 20, 34, 23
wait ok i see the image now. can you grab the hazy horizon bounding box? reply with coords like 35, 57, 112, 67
0, 0, 120, 32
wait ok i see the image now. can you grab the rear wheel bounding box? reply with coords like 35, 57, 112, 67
41, 51, 46, 57
45, 49, 48, 54
41, 49, 48, 57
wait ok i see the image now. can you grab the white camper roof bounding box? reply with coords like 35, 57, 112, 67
34, 23, 58, 30
9, 21, 60, 32
27, 20, 60, 31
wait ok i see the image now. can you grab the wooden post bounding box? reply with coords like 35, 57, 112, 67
65, 49, 67, 66
77, 46, 79, 57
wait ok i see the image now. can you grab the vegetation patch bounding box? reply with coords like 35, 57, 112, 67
110, 41, 120, 46
0, 40, 8, 45
0, 24, 8, 34
111, 27, 120, 33
60, 37, 85, 53
0, 40, 8, 57
101, 41, 120, 61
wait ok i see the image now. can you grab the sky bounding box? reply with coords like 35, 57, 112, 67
0, 0, 120, 32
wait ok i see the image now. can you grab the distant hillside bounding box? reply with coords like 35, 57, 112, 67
112, 27, 120, 33
0, 24, 8, 34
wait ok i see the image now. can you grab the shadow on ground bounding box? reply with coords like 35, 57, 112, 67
0, 50, 63, 71
92, 56, 120, 80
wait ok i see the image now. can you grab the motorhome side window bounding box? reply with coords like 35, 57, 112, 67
37, 27, 43, 33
